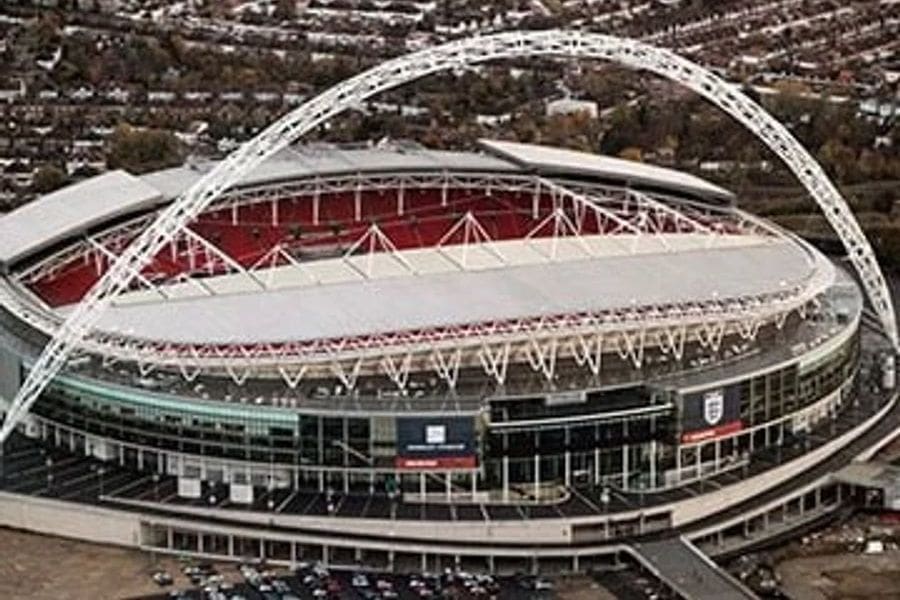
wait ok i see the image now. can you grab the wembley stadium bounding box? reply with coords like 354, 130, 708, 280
0, 31, 896, 581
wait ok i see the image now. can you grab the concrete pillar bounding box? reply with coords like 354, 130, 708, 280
622, 446, 630, 490
572, 554, 580, 573
564, 451, 571, 488
487, 555, 495, 573
228, 535, 234, 558
695, 444, 701, 482
421, 553, 428, 573
675, 447, 682, 482
322, 544, 329, 565
388, 550, 395, 572
713, 439, 720, 474
534, 454, 540, 500
420, 472, 426, 500
446, 472, 452, 501
502, 456, 509, 502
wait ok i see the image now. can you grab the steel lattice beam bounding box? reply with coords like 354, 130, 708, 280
1, 30, 895, 442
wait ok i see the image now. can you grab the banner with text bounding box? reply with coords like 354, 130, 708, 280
395, 416, 477, 469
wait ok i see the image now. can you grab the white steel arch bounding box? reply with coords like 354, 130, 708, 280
1, 30, 896, 443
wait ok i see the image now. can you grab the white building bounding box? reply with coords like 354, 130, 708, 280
546, 97, 599, 119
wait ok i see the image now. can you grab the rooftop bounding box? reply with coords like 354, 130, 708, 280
0, 141, 737, 268
478, 139, 736, 203
0, 171, 163, 266
82, 235, 820, 346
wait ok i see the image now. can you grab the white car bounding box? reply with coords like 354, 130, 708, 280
534, 578, 554, 590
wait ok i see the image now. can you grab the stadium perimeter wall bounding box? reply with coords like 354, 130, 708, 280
0, 492, 140, 547
0, 391, 889, 557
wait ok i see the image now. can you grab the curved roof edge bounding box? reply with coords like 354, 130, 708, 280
0, 141, 736, 268
0, 170, 163, 267
478, 139, 735, 203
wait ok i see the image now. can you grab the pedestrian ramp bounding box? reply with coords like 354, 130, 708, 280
631, 535, 757, 599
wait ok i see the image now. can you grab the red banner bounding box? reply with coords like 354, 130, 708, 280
394, 456, 477, 469
680, 420, 743, 444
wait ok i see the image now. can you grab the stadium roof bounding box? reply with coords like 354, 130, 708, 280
0, 141, 737, 268
478, 139, 735, 203
0, 171, 163, 266
140, 144, 518, 201
84, 239, 823, 345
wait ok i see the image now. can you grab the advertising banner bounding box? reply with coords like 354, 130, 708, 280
395, 416, 477, 469
680, 385, 742, 444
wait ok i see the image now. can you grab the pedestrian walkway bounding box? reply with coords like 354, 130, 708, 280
632, 536, 756, 599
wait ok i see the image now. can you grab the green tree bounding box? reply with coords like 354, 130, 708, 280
31, 165, 68, 195
106, 124, 184, 175
274, 0, 298, 20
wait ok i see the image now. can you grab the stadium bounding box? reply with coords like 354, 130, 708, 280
0, 31, 896, 580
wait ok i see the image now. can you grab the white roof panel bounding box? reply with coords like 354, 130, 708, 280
141, 145, 519, 200
478, 139, 735, 202
0, 142, 736, 267
0, 170, 163, 265
86, 240, 822, 346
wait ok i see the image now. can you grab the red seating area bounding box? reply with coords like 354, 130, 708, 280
25, 187, 739, 307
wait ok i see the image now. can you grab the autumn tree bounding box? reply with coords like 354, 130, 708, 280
107, 124, 184, 175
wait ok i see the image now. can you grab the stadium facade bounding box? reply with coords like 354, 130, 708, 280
0, 136, 886, 571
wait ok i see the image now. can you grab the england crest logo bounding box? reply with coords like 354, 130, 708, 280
703, 390, 724, 426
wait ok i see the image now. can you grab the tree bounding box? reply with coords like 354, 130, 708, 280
31, 165, 68, 195
618, 147, 643, 162
818, 138, 859, 183
106, 124, 184, 175
274, 0, 298, 21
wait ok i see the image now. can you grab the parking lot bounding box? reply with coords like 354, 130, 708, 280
130, 561, 560, 600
